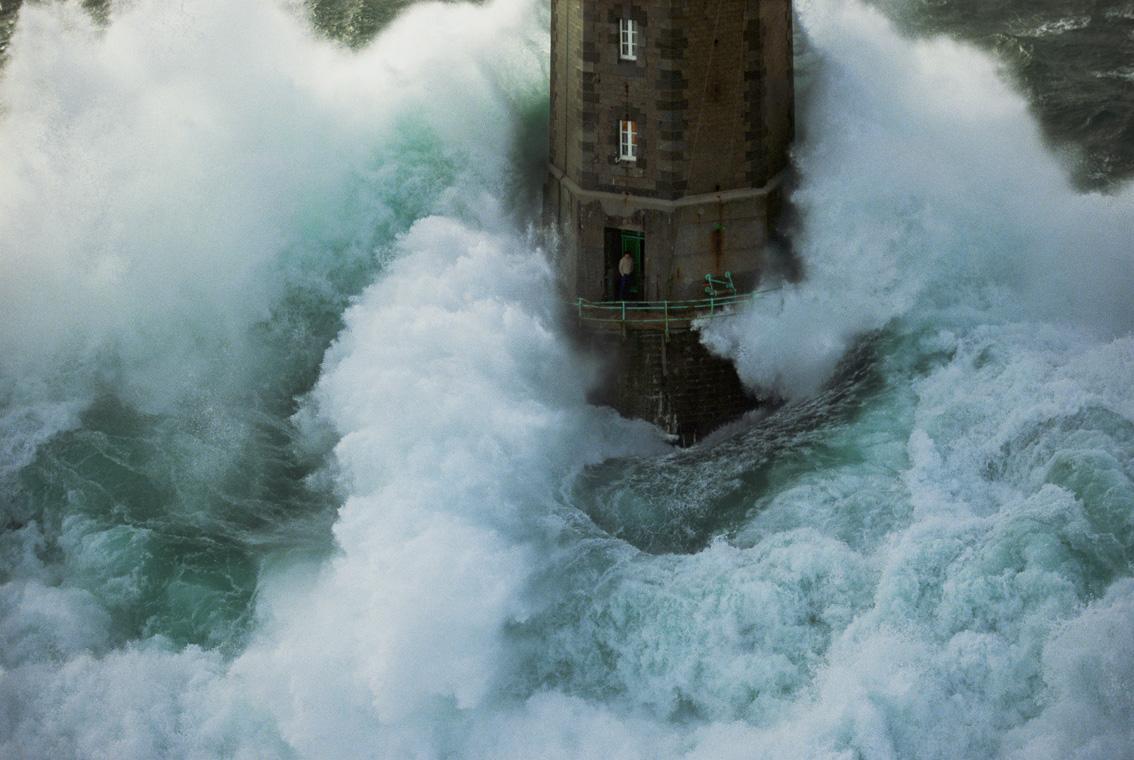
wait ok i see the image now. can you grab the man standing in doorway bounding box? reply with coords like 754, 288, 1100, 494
618, 249, 634, 300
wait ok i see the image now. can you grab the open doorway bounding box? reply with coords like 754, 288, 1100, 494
604, 228, 645, 301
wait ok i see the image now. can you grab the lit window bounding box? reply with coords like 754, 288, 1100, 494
619, 120, 638, 162
619, 18, 638, 61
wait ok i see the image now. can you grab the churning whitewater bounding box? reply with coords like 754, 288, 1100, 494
1, 0, 1133, 758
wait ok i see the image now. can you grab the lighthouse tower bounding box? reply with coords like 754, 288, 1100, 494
545, 0, 794, 444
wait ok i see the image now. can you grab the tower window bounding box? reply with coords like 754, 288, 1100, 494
619, 120, 638, 162
619, 19, 638, 60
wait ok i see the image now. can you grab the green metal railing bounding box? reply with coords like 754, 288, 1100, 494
703, 271, 737, 298
575, 280, 779, 336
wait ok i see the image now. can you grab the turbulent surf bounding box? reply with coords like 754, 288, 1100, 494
1, 0, 1132, 758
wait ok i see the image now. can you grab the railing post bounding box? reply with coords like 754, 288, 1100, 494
664, 301, 669, 339
621, 301, 626, 322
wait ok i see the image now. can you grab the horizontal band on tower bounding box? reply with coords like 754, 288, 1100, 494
547, 162, 784, 212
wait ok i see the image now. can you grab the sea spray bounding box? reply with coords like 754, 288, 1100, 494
702, 0, 1134, 400
233, 213, 658, 756
0, 0, 1132, 758
1, 0, 571, 753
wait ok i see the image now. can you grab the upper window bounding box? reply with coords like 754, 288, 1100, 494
619, 19, 638, 61
619, 120, 638, 162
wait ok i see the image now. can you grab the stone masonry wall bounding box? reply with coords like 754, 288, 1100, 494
546, 0, 793, 301
550, 0, 794, 199
586, 325, 757, 445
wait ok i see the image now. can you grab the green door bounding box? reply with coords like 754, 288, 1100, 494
620, 231, 644, 299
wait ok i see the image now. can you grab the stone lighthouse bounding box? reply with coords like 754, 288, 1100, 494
544, 0, 794, 445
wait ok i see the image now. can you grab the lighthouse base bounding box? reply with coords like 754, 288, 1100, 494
584, 325, 757, 447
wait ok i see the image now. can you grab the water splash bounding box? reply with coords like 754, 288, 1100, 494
1, 0, 1132, 758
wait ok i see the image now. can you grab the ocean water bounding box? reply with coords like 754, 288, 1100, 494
866, 0, 1134, 188
0, 0, 1132, 758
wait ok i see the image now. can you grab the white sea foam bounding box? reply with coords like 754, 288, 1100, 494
0, 0, 594, 754
231, 212, 659, 756
1096, 65, 1134, 82
1004, 578, 1134, 759
702, 0, 1134, 398
1, 0, 1132, 758
1009, 15, 1092, 38
1105, 4, 1134, 20
0, 0, 544, 445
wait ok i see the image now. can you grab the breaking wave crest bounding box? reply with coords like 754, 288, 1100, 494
1, 0, 1132, 758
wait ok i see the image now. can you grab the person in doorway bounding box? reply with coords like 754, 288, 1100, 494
618, 250, 634, 300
